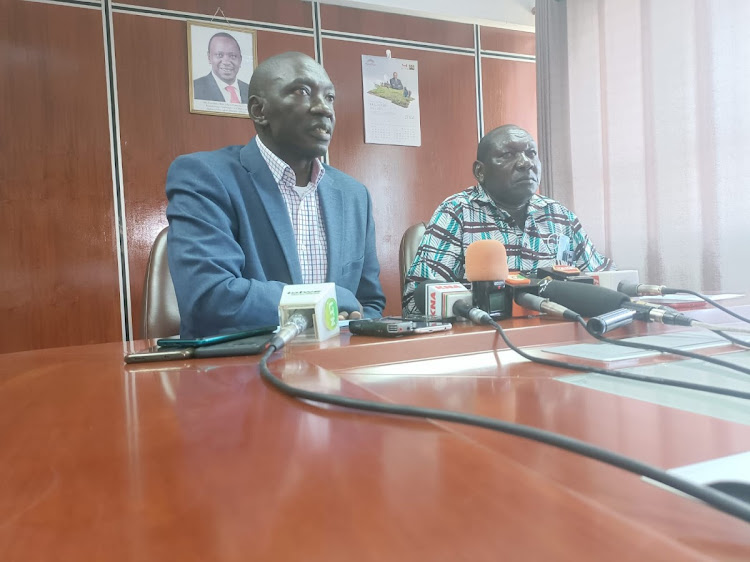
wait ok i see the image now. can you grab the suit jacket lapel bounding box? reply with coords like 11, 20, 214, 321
206, 73, 224, 101
240, 141, 303, 283
318, 170, 343, 281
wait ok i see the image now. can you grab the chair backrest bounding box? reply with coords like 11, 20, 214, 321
141, 227, 180, 339
398, 221, 427, 296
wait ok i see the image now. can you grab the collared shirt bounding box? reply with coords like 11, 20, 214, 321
402, 186, 614, 314
211, 72, 242, 103
255, 136, 328, 284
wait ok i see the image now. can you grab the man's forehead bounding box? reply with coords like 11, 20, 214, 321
496, 129, 535, 148
271, 61, 333, 87
211, 37, 239, 52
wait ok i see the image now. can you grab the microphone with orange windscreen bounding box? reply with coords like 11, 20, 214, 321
465, 239, 510, 283
465, 239, 541, 319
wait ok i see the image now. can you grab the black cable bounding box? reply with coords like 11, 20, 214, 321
671, 289, 750, 325
484, 316, 750, 400
579, 318, 750, 377
714, 330, 750, 349
258, 345, 750, 525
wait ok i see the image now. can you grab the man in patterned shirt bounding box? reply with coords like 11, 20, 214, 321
167, 52, 385, 337
403, 124, 613, 315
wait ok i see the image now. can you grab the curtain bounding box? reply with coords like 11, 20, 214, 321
538, 0, 750, 291
535, 0, 572, 199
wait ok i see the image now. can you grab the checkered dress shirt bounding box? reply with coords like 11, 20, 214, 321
403, 186, 614, 314
255, 136, 328, 284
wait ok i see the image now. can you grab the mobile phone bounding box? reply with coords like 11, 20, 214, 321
156, 325, 276, 348
381, 316, 454, 334
124, 346, 195, 364
124, 334, 271, 364
348, 318, 452, 338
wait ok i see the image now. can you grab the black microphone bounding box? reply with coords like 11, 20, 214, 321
541, 280, 696, 326
538, 280, 629, 317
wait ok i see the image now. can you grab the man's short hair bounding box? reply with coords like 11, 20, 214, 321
476, 124, 523, 162
207, 32, 241, 55
247, 51, 314, 99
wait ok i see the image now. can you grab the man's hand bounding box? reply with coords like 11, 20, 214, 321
338, 302, 363, 321
338, 310, 362, 321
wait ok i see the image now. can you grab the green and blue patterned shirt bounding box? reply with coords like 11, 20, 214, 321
402, 186, 614, 314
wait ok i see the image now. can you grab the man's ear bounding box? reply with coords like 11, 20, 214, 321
248, 95, 267, 126
472, 160, 484, 184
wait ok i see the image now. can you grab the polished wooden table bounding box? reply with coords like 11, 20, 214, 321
2, 306, 750, 561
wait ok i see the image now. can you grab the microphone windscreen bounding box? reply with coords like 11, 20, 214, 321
539, 280, 629, 317
465, 240, 509, 281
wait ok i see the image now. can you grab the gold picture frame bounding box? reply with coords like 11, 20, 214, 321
187, 21, 257, 118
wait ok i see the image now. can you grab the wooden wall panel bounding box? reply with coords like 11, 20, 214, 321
1, 0, 536, 351
114, 13, 316, 336
481, 57, 537, 140
0, 0, 122, 353
321, 4, 474, 48
120, 0, 313, 28
480, 27, 535, 55
324, 41, 478, 315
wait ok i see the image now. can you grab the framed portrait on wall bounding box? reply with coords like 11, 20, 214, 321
187, 21, 256, 118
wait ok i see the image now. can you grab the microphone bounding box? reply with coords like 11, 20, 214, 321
618, 281, 677, 297
464, 239, 540, 318
538, 280, 629, 317
413, 281, 472, 319
539, 280, 696, 326
271, 283, 340, 349
465, 239, 511, 317
466, 239, 511, 281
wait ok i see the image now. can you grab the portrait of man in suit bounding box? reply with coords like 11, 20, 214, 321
188, 22, 256, 117
193, 32, 248, 104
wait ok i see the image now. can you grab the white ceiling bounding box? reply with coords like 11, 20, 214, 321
312, 0, 536, 32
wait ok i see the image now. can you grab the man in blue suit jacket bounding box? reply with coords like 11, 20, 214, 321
167, 52, 385, 337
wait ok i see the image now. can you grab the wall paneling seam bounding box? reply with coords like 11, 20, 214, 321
101, 0, 133, 341
313, 2, 323, 64
474, 24, 484, 141
110, 3, 314, 34
25, 0, 100, 9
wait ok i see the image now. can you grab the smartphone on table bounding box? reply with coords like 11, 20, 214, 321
156, 326, 276, 348
348, 317, 452, 338
124, 326, 277, 364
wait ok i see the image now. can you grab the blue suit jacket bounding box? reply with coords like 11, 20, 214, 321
166, 139, 386, 338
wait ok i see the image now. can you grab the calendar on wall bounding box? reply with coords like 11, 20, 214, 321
361, 55, 421, 147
